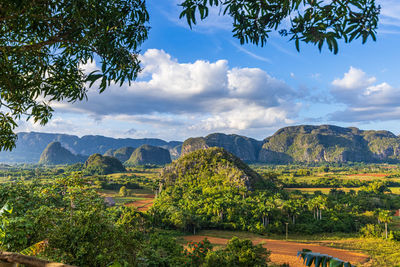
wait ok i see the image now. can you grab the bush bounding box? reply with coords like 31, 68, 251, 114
204, 237, 270, 267
360, 224, 384, 238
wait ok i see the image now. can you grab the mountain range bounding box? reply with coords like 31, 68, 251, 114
3, 124, 400, 164
0, 132, 182, 163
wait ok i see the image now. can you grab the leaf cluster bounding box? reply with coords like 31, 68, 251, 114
0, 0, 149, 150
179, 0, 380, 54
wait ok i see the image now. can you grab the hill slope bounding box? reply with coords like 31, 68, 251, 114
103, 147, 135, 162
38, 142, 87, 165
258, 125, 400, 163
181, 133, 262, 162
83, 154, 126, 175
125, 145, 171, 166
153, 147, 277, 232
160, 147, 268, 192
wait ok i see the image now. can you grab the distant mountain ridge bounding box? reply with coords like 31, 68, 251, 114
3, 125, 400, 164
0, 132, 182, 163
181, 125, 400, 164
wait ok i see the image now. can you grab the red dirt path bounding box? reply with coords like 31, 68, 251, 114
183, 235, 369, 267
125, 194, 154, 211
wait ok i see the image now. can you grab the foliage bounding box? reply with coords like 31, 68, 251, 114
205, 237, 270, 267
84, 154, 126, 175
332, 238, 400, 266
184, 238, 213, 265
179, 0, 379, 54
360, 224, 384, 238
0, 0, 149, 151
125, 145, 172, 166
38, 142, 86, 165
297, 249, 353, 267
119, 186, 128, 197
153, 148, 279, 232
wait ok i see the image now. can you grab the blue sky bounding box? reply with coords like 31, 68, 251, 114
18, 0, 400, 141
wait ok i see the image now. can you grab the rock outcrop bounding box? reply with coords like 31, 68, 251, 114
181, 133, 262, 162
259, 125, 400, 163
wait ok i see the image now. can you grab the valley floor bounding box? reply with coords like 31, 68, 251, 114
183, 234, 368, 267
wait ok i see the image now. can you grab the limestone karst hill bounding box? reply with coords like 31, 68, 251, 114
38, 142, 87, 165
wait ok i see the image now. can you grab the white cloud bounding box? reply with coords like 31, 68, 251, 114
332, 67, 376, 90
52, 49, 300, 137
330, 67, 400, 122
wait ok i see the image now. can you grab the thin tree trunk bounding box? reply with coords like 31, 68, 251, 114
385, 222, 388, 239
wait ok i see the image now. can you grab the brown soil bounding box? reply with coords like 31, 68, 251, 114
183, 235, 369, 267
125, 198, 154, 211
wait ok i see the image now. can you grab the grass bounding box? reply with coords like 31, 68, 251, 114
331, 238, 400, 266
97, 188, 154, 205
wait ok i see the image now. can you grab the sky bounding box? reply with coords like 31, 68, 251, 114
17, 0, 400, 141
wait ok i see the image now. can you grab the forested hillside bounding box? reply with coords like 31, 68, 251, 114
182, 125, 400, 164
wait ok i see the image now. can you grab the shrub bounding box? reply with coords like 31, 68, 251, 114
360, 224, 384, 238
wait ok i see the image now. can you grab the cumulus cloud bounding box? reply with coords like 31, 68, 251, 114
53, 49, 300, 136
330, 67, 400, 122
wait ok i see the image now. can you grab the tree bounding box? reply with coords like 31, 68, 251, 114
377, 209, 393, 239
0, 0, 381, 151
119, 186, 128, 197
179, 0, 380, 53
0, 0, 149, 151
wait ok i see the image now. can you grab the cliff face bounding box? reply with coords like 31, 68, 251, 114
181, 133, 262, 162
181, 126, 400, 164
259, 125, 400, 163
84, 153, 125, 174
38, 142, 87, 165
125, 145, 172, 166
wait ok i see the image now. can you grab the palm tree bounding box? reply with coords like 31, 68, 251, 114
378, 210, 393, 239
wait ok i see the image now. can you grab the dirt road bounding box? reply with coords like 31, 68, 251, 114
183, 235, 369, 267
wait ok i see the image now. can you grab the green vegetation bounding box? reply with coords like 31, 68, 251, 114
104, 147, 136, 163
261, 125, 400, 163
0, 0, 149, 151
179, 0, 379, 54
38, 142, 87, 165
84, 154, 126, 175
181, 133, 261, 162
125, 145, 172, 166
1, 149, 400, 265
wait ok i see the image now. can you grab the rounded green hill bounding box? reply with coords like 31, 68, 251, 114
83, 153, 125, 175
159, 147, 270, 192
38, 141, 86, 165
